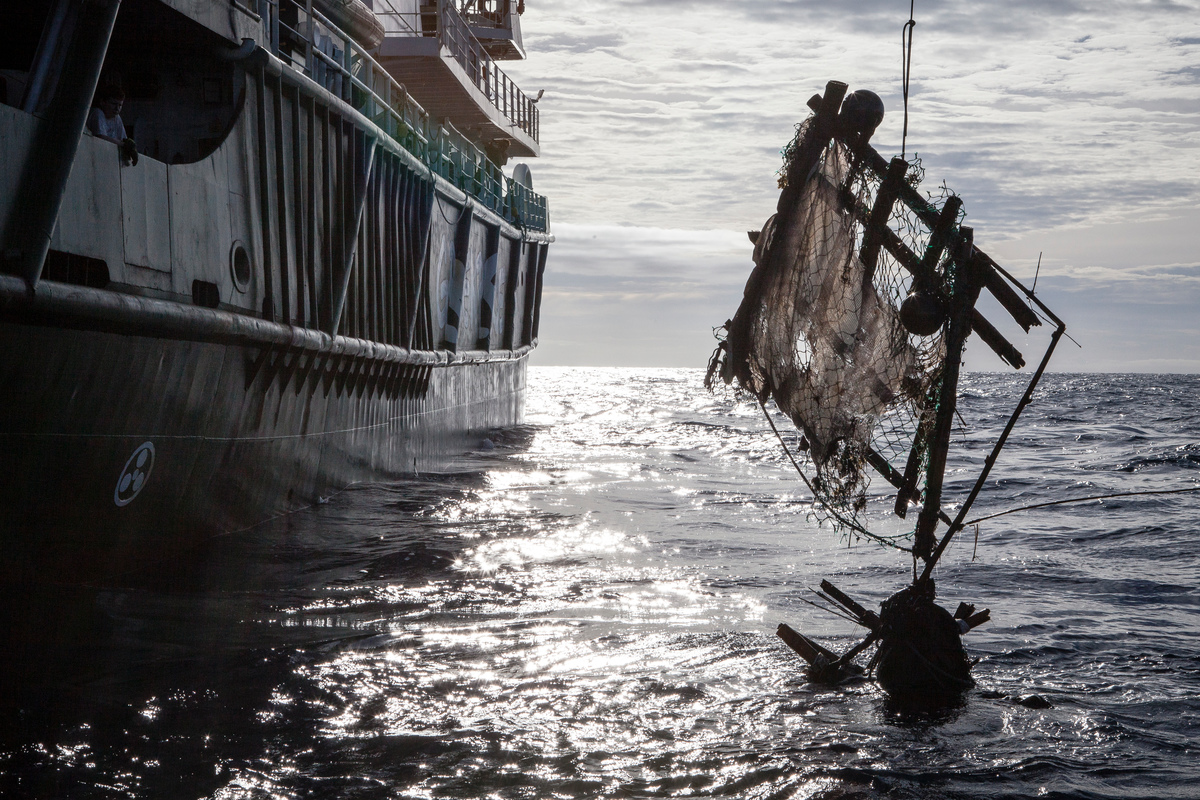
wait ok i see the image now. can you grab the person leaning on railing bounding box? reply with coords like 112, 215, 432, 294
87, 81, 138, 166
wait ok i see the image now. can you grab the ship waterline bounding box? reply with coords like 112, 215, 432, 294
0, 313, 529, 581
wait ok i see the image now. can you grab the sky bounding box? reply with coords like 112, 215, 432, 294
502, 0, 1200, 372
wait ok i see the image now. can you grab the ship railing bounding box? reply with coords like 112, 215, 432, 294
457, 0, 508, 27
256, 0, 548, 231
435, 0, 539, 144
507, 181, 548, 230
372, 3, 422, 37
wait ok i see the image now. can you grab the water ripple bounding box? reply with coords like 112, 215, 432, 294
2, 370, 1199, 798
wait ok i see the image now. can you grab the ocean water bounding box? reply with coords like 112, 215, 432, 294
2, 368, 1198, 799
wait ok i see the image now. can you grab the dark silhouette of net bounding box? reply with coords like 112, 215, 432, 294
708, 119, 962, 544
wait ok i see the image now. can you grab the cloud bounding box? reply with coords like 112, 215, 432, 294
532, 212, 1200, 372
505, 0, 1200, 370
532, 224, 752, 367
610, 0, 1193, 37
510, 0, 1200, 237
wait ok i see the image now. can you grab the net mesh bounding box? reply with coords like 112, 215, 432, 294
709, 119, 962, 541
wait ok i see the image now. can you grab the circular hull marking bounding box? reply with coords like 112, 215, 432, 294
114, 441, 156, 507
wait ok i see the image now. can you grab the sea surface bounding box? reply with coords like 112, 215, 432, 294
2, 368, 1198, 799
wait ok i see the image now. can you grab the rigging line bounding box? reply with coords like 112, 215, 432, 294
901, 0, 916, 160
1020, 252, 1083, 348
964, 485, 1200, 526
757, 396, 820, 499
800, 594, 862, 626
755, 397, 912, 552
1023, 303, 1083, 348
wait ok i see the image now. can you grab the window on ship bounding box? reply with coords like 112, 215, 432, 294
0, 0, 244, 165
103, 0, 244, 164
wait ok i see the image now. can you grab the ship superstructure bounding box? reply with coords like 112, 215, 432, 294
0, 0, 551, 580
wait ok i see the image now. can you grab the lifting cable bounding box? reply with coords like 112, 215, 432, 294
901, 0, 916, 160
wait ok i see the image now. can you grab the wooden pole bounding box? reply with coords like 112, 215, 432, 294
920, 321, 1066, 582
914, 226, 980, 562
858, 156, 909, 283
777, 623, 839, 665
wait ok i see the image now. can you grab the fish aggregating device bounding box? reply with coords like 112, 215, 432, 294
706, 80, 1066, 700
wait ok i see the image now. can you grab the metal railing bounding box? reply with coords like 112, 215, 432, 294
457, 0, 511, 25
257, 0, 548, 231
507, 181, 547, 230
372, 0, 422, 37
436, 1, 539, 143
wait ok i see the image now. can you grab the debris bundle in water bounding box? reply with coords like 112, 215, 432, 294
870, 582, 974, 697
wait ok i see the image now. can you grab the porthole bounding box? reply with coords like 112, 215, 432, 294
230, 240, 251, 293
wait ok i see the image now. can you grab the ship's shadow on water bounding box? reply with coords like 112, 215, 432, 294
0, 427, 544, 799
3, 373, 1200, 799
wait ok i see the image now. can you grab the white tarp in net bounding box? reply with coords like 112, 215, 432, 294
710, 119, 947, 531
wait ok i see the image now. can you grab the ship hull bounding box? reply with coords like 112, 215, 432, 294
0, 313, 525, 583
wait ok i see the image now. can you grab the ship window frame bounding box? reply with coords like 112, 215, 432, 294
230, 240, 251, 293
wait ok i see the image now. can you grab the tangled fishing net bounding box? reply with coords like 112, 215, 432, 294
707, 118, 963, 544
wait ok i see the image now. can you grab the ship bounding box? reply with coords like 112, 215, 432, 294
0, 0, 552, 582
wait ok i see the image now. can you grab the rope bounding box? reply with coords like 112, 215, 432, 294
756, 397, 913, 552
964, 485, 1200, 526
901, 0, 916, 160
799, 593, 863, 626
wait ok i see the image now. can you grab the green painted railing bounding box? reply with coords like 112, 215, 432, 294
259, 0, 549, 231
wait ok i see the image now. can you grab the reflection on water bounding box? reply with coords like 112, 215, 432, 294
2, 369, 1199, 799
